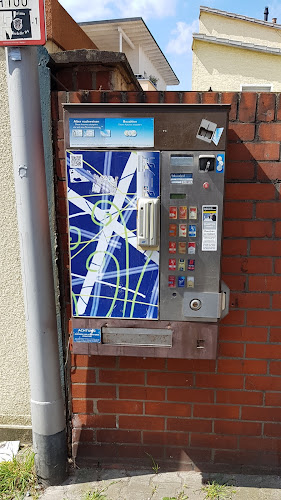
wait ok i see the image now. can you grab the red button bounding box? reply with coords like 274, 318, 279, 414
203, 182, 209, 189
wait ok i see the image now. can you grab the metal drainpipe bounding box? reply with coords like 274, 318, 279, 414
5, 45, 67, 486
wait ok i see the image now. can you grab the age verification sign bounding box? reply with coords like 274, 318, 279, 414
0, 0, 45, 46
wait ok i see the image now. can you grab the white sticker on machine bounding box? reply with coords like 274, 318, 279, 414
202, 205, 218, 251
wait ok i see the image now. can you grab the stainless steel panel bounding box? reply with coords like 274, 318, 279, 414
159, 150, 225, 322
64, 104, 230, 151
182, 291, 222, 320
102, 327, 172, 346
72, 318, 219, 359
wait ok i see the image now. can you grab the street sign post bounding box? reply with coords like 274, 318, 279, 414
0, 0, 45, 46
3, 0, 66, 485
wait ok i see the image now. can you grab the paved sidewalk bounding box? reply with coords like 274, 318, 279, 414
40, 468, 281, 499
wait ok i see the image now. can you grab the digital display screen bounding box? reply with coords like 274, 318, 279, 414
170, 193, 187, 199
170, 155, 193, 167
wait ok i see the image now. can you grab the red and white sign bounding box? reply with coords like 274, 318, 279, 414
0, 0, 45, 46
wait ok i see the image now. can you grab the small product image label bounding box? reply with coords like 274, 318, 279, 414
178, 259, 185, 271
179, 206, 188, 219
169, 241, 177, 254
169, 206, 177, 219
169, 258, 176, 271
189, 206, 197, 220
178, 242, 186, 254
169, 223, 177, 237
188, 225, 196, 237
188, 242, 196, 254
188, 259, 195, 271
168, 275, 176, 288
179, 224, 187, 237
187, 276, 195, 288
178, 276, 186, 287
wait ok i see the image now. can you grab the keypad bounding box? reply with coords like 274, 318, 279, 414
168, 204, 197, 288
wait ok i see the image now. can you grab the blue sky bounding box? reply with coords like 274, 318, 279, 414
59, 0, 281, 90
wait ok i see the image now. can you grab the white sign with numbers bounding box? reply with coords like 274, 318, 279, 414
0, 0, 45, 46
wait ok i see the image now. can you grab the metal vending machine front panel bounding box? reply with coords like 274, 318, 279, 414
67, 150, 160, 320
64, 103, 230, 359
159, 151, 225, 322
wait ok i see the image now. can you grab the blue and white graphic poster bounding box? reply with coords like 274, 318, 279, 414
69, 118, 154, 148
67, 150, 160, 319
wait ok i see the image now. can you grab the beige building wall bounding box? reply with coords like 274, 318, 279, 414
0, 48, 31, 430
192, 10, 281, 91
192, 40, 281, 91
199, 12, 281, 48
0, 0, 96, 439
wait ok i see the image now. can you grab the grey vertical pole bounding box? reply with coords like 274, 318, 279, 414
6, 46, 67, 486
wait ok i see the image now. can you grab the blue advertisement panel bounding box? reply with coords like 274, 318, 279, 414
69, 118, 154, 148
67, 150, 160, 319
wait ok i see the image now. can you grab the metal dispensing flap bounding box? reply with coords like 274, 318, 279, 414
102, 328, 172, 346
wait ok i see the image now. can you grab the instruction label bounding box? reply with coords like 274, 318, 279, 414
202, 205, 218, 252
69, 117, 154, 148
170, 173, 193, 184
73, 328, 101, 343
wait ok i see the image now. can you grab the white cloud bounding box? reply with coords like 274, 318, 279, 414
59, 0, 177, 22
166, 20, 198, 55
59, 0, 113, 21
118, 0, 177, 20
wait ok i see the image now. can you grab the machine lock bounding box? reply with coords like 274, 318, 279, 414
190, 299, 202, 311
183, 282, 230, 321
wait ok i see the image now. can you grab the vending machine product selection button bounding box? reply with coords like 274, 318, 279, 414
188, 242, 196, 254
188, 225, 196, 237
179, 242, 186, 254
169, 206, 177, 219
189, 207, 197, 220
169, 224, 177, 237
168, 275, 176, 288
179, 224, 187, 237
178, 276, 186, 287
188, 259, 195, 271
187, 276, 195, 288
178, 259, 185, 271
169, 241, 177, 254
169, 258, 176, 271
179, 206, 188, 219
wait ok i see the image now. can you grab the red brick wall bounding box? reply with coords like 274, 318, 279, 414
53, 90, 281, 473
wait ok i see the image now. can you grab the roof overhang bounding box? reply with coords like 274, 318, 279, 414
200, 5, 281, 30
193, 33, 281, 56
79, 17, 179, 86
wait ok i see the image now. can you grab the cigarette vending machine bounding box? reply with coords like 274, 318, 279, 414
64, 104, 230, 359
